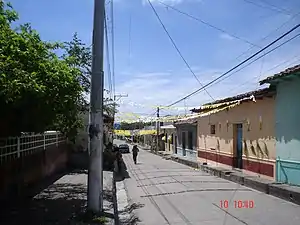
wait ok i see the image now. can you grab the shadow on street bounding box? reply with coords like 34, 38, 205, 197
0, 169, 114, 225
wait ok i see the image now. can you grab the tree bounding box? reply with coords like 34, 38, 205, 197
63, 33, 118, 118
0, 2, 117, 138
0, 2, 83, 137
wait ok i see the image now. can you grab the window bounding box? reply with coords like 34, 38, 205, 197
210, 125, 216, 135
188, 131, 193, 150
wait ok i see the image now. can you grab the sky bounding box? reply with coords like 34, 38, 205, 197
9, 0, 300, 122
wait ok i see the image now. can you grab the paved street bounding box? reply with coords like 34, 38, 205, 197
114, 140, 300, 225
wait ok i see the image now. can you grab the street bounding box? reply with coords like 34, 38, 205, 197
114, 140, 300, 225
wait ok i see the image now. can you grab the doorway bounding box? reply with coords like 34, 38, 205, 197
182, 131, 187, 156
174, 134, 177, 154
234, 124, 243, 169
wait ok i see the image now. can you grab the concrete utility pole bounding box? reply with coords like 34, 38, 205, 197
156, 107, 160, 153
88, 0, 105, 213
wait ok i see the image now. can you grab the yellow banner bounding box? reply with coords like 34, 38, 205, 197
114, 130, 131, 136
139, 130, 157, 135
113, 129, 157, 136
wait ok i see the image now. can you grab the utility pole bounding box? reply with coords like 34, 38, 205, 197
156, 107, 160, 153
112, 93, 128, 142
114, 93, 128, 102
88, 0, 105, 213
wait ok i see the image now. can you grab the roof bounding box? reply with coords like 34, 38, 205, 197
175, 95, 256, 125
259, 64, 300, 85
160, 124, 176, 129
191, 87, 275, 113
174, 114, 199, 125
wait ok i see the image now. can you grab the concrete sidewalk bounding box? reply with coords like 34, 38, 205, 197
117, 140, 300, 225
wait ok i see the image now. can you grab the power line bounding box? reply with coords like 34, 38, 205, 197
147, 0, 215, 101
242, 0, 292, 16
158, 1, 259, 48
234, 11, 300, 62
166, 23, 300, 107
110, 0, 116, 97
197, 33, 300, 92
226, 54, 300, 94
258, 0, 292, 15
128, 12, 132, 68
104, 10, 113, 99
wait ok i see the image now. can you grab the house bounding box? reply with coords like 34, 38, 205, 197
174, 114, 199, 160
259, 64, 300, 185
74, 111, 114, 152
161, 124, 176, 153
191, 87, 276, 179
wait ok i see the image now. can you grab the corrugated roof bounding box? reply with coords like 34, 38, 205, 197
259, 64, 300, 85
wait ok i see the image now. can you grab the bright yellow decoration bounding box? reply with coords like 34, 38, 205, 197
139, 130, 157, 135
114, 130, 131, 136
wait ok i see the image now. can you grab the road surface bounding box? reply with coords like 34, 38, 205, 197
114, 140, 300, 225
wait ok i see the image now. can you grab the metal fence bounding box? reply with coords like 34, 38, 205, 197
0, 132, 65, 165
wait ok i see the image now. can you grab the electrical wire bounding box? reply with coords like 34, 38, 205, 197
233, 11, 300, 62
147, 0, 215, 101
226, 55, 300, 95
110, 0, 116, 97
242, 0, 292, 15
165, 23, 300, 107
104, 10, 113, 99
158, 1, 259, 48
258, 0, 292, 15
200, 33, 300, 92
128, 12, 132, 68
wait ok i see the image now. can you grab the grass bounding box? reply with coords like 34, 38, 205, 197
76, 210, 109, 224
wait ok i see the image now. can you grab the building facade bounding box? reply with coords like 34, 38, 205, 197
174, 115, 198, 160
260, 64, 300, 185
193, 88, 276, 179
161, 125, 176, 153
74, 112, 114, 152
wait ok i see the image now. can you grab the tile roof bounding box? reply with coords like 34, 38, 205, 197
190, 87, 275, 113
259, 64, 300, 85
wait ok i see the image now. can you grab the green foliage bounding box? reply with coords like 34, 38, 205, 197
62, 33, 118, 117
0, 2, 118, 138
120, 122, 152, 130
0, 2, 82, 137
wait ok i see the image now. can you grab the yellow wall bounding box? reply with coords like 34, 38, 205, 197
197, 97, 276, 171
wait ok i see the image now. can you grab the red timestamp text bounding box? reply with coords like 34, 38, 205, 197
219, 200, 254, 209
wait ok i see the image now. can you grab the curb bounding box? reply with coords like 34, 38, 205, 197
115, 177, 139, 224
156, 153, 300, 206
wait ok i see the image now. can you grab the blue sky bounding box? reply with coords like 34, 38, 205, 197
9, 0, 300, 122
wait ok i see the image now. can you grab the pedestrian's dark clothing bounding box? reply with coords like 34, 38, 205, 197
132, 146, 139, 164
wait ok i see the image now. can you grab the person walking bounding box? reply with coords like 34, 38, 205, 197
132, 145, 139, 164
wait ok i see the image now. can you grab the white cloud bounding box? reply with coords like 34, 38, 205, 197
219, 33, 235, 41
114, 50, 300, 122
